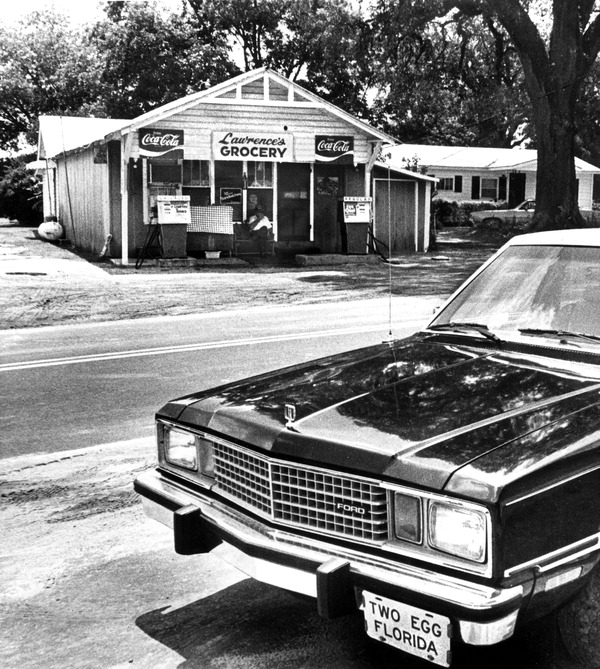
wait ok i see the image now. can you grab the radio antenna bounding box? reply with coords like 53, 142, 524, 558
386, 163, 394, 341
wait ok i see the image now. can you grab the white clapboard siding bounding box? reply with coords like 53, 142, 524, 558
56, 150, 109, 250
131, 104, 370, 163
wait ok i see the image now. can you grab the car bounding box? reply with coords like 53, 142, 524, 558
470, 199, 536, 227
135, 228, 600, 668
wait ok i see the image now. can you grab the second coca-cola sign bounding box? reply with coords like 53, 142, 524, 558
139, 128, 184, 158
315, 135, 354, 164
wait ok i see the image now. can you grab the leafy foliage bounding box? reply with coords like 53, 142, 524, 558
0, 10, 102, 149
0, 156, 43, 223
87, 1, 238, 119
366, 3, 530, 146
186, 0, 374, 118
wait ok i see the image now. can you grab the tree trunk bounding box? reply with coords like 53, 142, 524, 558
531, 89, 584, 230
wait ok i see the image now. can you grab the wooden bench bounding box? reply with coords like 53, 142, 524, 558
233, 224, 275, 256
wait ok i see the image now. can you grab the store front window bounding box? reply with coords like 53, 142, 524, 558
247, 161, 273, 219
182, 159, 210, 206
248, 161, 273, 188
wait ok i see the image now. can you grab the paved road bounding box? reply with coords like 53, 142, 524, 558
1, 296, 581, 669
0, 297, 437, 458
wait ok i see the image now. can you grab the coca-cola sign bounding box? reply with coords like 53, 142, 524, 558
139, 128, 184, 158
315, 135, 354, 164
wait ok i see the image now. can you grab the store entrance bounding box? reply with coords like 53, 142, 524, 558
277, 164, 310, 241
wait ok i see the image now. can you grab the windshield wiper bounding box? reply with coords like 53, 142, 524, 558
427, 322, 501, 342
519, 328, 600, 344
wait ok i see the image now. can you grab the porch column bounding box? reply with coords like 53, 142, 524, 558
120, 133, 132, 265
310, 163, 315, 242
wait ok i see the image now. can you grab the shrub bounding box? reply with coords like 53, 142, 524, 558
0, 156, 43, 224
432, 199, 507, 226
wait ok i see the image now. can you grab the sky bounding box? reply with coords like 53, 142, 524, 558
0, 0, 187, 26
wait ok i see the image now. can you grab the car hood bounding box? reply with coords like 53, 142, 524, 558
163, 335, 600, 502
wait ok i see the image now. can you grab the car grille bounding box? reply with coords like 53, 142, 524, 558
213, 441, 389, 544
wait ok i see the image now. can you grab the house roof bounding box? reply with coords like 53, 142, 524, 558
39, 68, 397, 159
387, 143, 600, 173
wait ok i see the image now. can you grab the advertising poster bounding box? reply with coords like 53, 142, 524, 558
315, 136, 354, 164
139, 128, 184, 159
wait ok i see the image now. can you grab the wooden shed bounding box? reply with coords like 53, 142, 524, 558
37, 68, 434, 262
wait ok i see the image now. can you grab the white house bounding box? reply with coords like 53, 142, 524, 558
388, 144, 600, 210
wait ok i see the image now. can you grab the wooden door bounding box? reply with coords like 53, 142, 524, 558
277, 164, 311, 241
374, 179, 416, 253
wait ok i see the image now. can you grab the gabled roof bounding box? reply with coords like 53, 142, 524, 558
39, 68, 397, 158
388, 143, 600, 173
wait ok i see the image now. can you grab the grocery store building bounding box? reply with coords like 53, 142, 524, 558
37, 68, 435, 263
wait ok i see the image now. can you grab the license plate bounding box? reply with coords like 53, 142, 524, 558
361, 591, 452, 667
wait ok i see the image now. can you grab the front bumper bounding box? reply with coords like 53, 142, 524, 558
135, 468, 526, 646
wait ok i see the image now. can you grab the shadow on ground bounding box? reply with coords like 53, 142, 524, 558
135, 578, 578, 669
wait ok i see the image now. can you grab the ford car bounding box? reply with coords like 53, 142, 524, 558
134, 229, 600, 667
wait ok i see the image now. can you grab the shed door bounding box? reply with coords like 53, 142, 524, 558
277, 164, 310, 241
374, 179, 416, 253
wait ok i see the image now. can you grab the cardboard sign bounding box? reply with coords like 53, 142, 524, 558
343, 196, 372, 223
156, 195, 191, 224
220, 188, 242, 205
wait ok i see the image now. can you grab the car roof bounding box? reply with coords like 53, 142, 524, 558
508, 228, 600, 247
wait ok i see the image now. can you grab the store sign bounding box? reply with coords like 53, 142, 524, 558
139, 128, 184, 158
315, 135, 354, 164
213, 132, 293, 161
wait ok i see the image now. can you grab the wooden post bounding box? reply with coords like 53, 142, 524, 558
120, 133, 133, 265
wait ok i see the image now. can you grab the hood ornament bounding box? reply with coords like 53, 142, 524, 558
284, 403, 297, 427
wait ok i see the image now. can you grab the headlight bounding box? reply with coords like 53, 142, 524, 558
163, 426, 198, 470
429, 502, 487, 562
159, 423, 215, 477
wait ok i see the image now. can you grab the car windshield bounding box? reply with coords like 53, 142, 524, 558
430, 244, 600, 340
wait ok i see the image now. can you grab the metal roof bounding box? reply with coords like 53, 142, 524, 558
373, 161, 437, 182
388, 143, 600, 173
38, 115, 129, 159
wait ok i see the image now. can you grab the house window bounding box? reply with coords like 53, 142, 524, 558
481, 178, 498, 199
248, 161, 273, 188
438, 177, 454, 191
182, 160, 210, 187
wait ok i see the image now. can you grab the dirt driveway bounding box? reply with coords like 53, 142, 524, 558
0, 223, 499, 330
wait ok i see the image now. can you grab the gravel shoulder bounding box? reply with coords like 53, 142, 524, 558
0, 222, 500, 330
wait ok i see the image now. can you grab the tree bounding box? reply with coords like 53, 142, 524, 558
474, 0, 600, 229
87, 1, 238, 119
185, 0, 373, 117
366, 7, 530, 146
0, 10, 102, 150
374, 0, 600, 229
